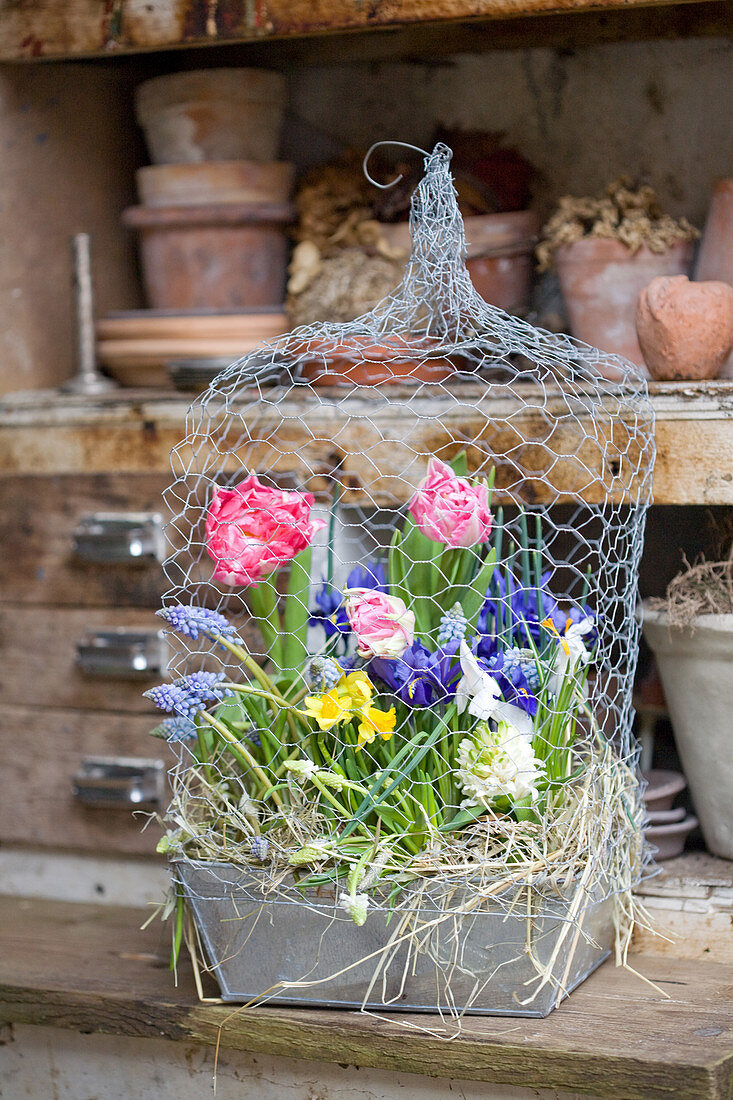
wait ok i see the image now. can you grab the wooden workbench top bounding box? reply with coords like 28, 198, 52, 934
1, 894, 732, 1098
2, 380, 733, 505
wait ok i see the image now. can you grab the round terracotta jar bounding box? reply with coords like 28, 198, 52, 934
123, 202, 293, 311
296, 334, 456, 387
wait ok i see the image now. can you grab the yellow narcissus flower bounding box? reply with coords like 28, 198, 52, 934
342, 669, 373, 705
356, 703, 397, 749
303, 685, 354, 731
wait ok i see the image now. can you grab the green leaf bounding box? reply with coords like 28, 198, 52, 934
283, 547, 312, 673
438, 804, 486, 832
448, 450, 468, 477
461, 547, 497, 627
512, 795, 540, 823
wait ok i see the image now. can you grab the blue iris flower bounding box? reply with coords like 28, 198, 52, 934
478, 570, 565, 647
482, 649, 539, 719
310, 560, 387, 638
370, 638, 462, 708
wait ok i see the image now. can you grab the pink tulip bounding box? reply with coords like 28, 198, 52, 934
345, 589, 415, 659
205, 475, 325, 588
408, 457, 493, 548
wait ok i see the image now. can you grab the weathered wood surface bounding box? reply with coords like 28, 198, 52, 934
0, 473, 168, 607
0, 0, 730, 59
0, 705, 165, 854
4, 382, 731, 504
0, 895, 732, 1098
0, 605, 264, 709
0, 607, 161, 711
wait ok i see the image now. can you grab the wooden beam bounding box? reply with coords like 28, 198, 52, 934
1, 382, 732, 504
0, 0, 731, 60
0, 895, 732, 1097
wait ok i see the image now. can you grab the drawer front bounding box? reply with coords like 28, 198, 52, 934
0, 473, 169, 607
0, 607, 164, 712
0, 606, 264, 712
1, 705, 169, 856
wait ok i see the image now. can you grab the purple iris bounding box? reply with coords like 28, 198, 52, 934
478, 570, 564, 647
482, 649, 539, 720
310, 561, 387, 638
370, 638, 462, 708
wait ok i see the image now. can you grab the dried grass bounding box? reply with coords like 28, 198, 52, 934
536, 177, 699, 272
649, 551, 733, 630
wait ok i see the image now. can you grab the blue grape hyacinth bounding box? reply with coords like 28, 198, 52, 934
144, 670, 233, 720
156, 604, 240, 643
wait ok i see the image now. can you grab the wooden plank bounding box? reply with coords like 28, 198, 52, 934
0, 705, 167, 855
0, 894, 732, 1098
0, 605, 266, 710
0, 473, 168, 607
1, 383, 732, 503
0, 606, 162, 711
0, 0, 730, 59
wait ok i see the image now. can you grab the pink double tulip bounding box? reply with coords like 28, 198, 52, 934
345, 588, 415, 659
408, 457, 493, 548
205, 474, 325, 588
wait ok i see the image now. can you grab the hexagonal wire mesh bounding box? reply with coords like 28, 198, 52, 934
150, 142, 655, 1017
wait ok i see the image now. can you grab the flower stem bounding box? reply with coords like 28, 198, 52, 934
200, 711, 284, 809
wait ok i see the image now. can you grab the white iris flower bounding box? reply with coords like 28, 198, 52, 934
455, 642, 535, 738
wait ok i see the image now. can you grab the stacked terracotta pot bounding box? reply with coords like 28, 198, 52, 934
126, 68, 295, 313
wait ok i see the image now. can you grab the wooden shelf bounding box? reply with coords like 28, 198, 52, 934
0, 380, 732, 505
0, 893, 732, 1098
0, 0, 731, 61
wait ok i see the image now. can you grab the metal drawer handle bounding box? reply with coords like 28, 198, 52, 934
72, 756, 166, 809
76, 629, 168, 679
72, 512, 164, 563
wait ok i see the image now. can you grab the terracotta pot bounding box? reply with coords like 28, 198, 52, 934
135, 68, 286, 164
296, 334, 455, 387
642, 769, 687, 813
378, 211, 539, 315
136, 161, 295, 208
123, 203, 293, 311
464, 211, 539, 314
556, 238, 694, 370
636, 275, 733, 381
645, 816, 699, 861
695, 179, 733, 377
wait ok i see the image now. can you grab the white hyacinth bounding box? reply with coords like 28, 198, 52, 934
456, 720, 546, 808
339, 891, 370, 926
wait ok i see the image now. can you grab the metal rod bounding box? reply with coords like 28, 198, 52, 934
60, 233, 116, 394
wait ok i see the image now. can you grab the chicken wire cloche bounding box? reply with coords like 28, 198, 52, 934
146, 142, 655, 1020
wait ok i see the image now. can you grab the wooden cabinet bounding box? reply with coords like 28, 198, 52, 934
0, 471, 169, 856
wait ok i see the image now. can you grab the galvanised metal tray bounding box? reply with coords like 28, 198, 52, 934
174, 860, 614, 1017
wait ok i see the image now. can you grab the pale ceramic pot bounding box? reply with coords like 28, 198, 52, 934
642, 605, 733, 860
556, 238, 694, 371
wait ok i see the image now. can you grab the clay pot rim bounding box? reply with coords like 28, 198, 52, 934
136, 160, 295, 178
646, 805, 687, 825
135, 68, 286, 118
642, 769, 687, 803
555, 237, 695, 260
380, 210, 539, 259
644, 814, 698, 837
122, 202, 295, 228
292, 333, 448, 365
642, 604, 733, 633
